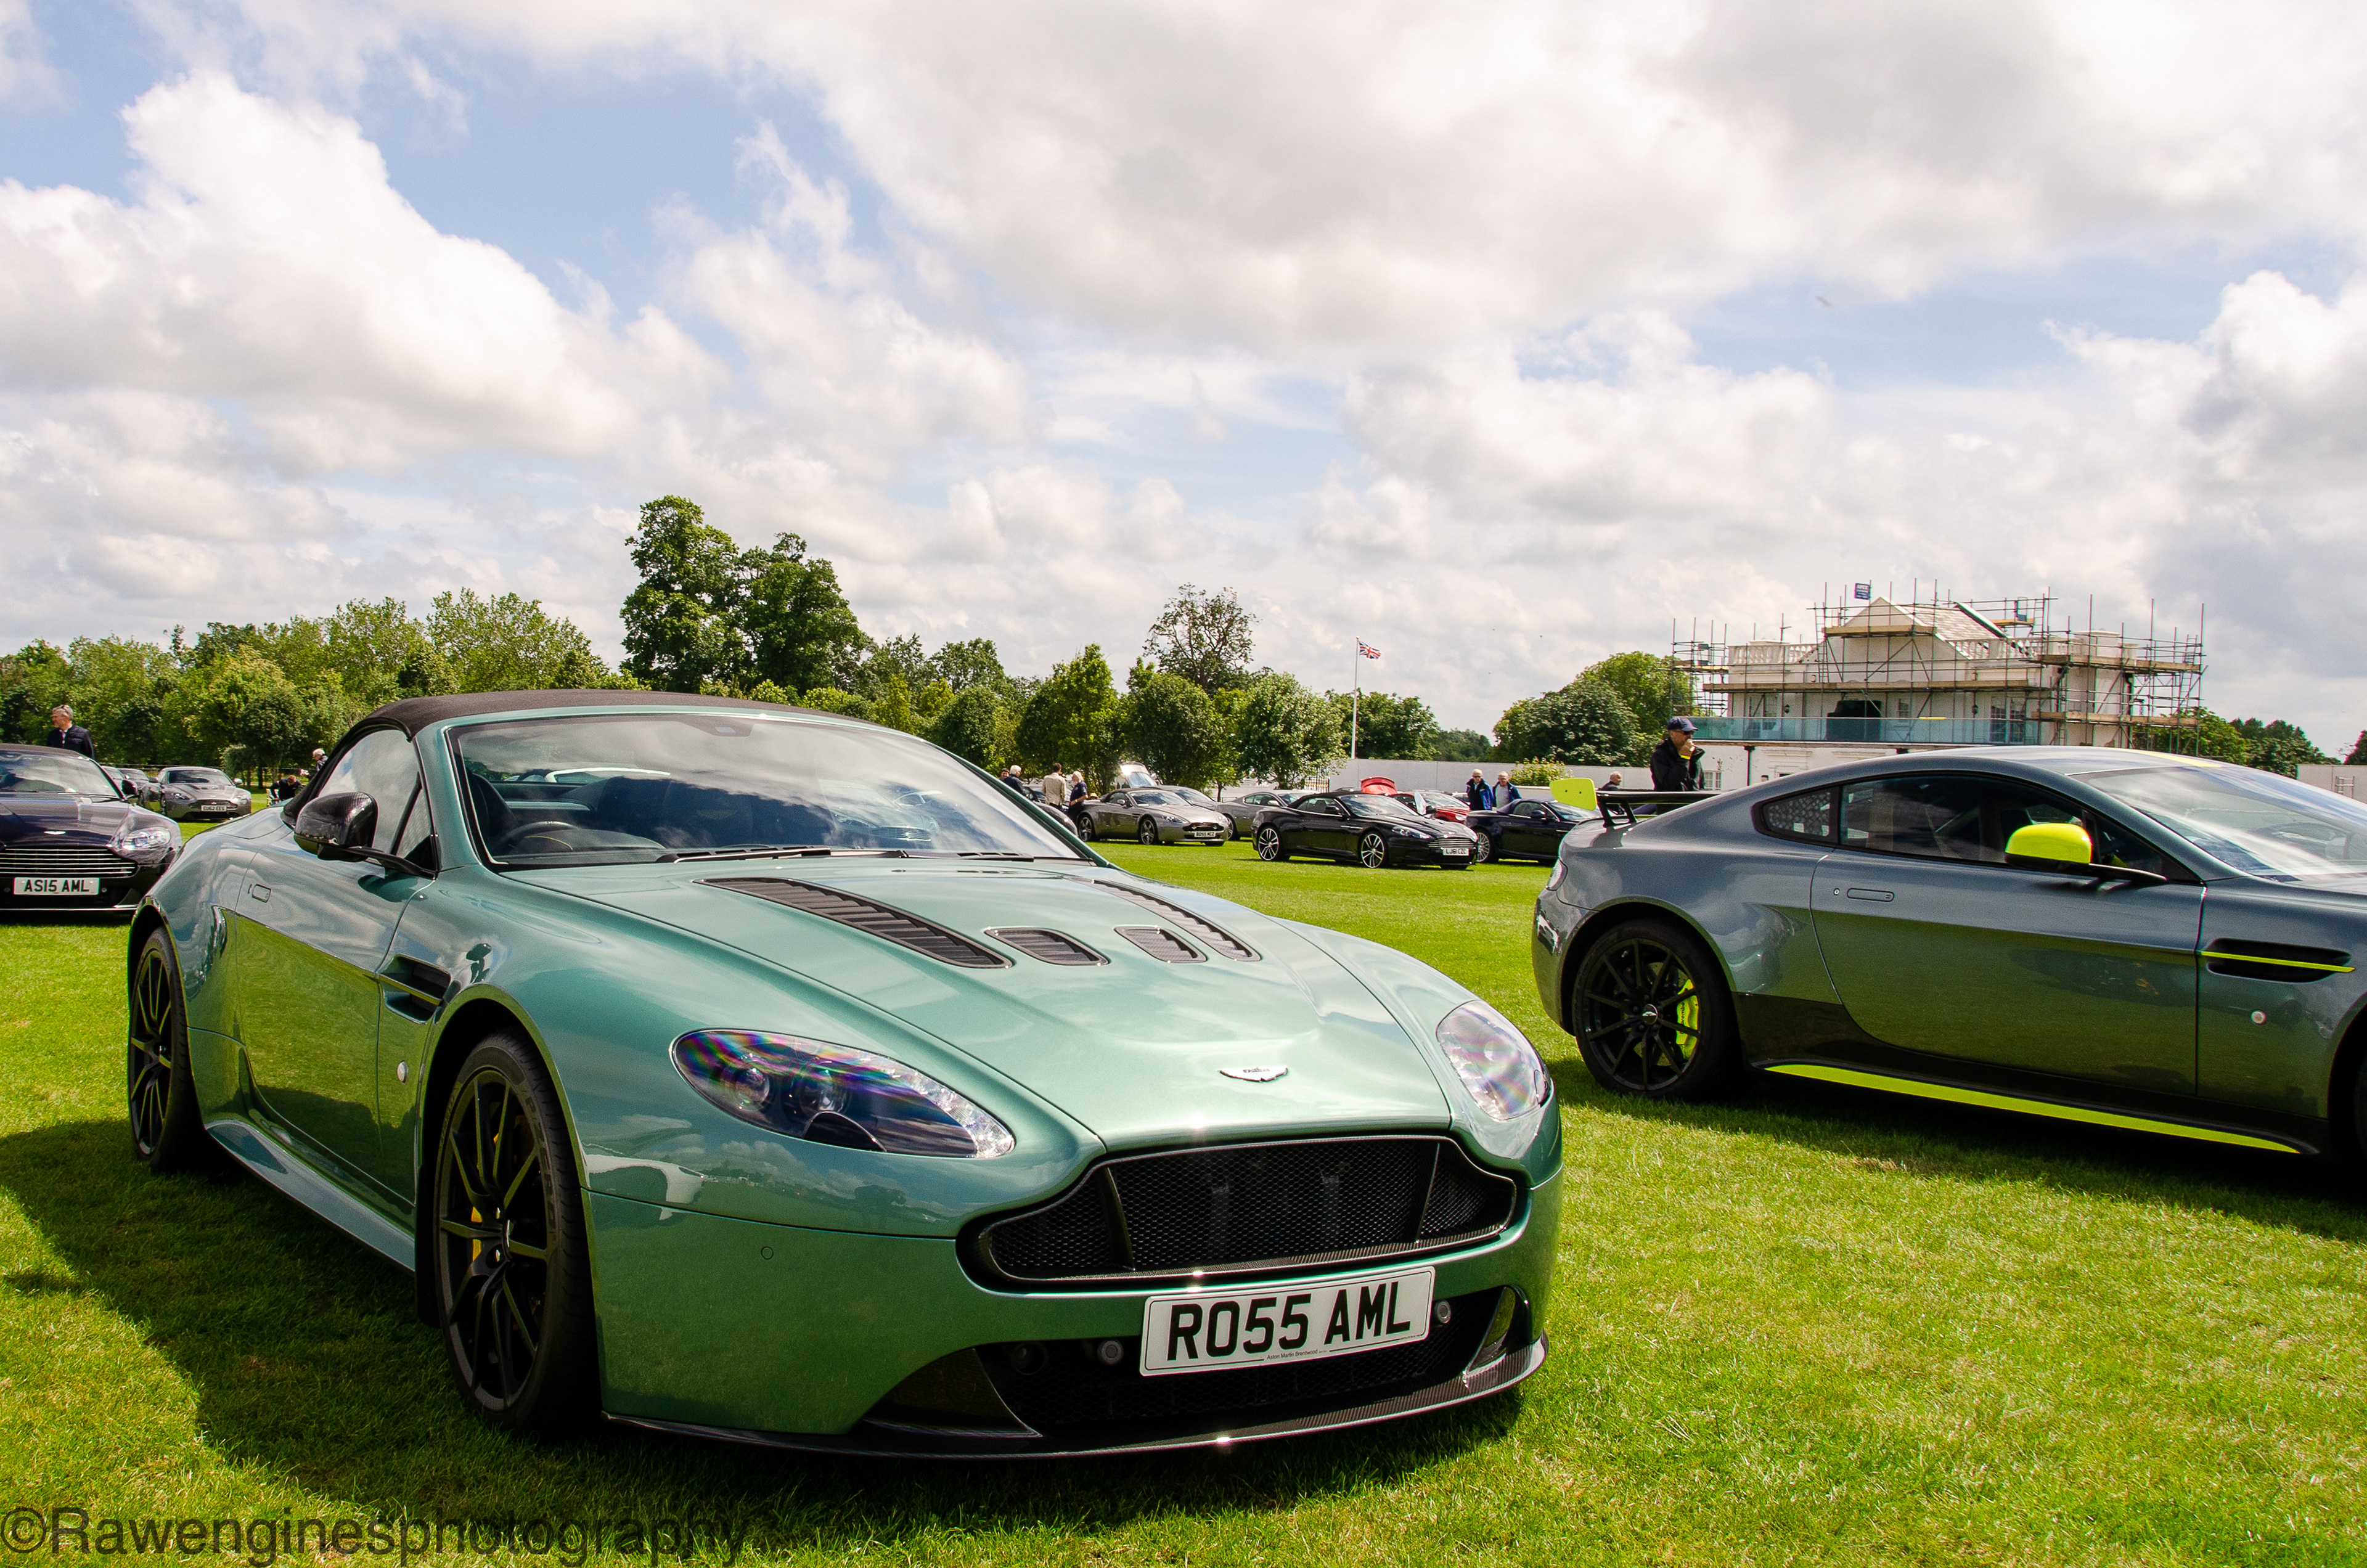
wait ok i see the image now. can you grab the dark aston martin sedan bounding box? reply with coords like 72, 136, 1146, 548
141, 766, 255, 822
1532, 746, 2367, 1161
1467, 797, 1595, 864
1, 745, 180, 910
1253, 791, 1480, 868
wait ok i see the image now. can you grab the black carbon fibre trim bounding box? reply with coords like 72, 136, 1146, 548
703, 877, 1010, 968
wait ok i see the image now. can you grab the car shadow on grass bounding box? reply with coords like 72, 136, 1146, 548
0, 1116, 1521, 1543
1545, 1057, 2367, 1243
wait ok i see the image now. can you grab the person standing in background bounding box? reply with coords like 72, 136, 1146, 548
1039, 763, 1066, 808
1492, 770, 1516, 809
1067, 770, 1089, 833
1464, 769, 1489, 812
44, 705, 95, 760
1650, 717, 1705, 792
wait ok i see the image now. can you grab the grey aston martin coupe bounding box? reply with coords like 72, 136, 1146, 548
1532, 748, 2367, 1159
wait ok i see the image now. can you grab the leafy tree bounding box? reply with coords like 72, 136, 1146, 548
873, 672, 920, 734
1125, 671, 1227, 789
744, 534, 867, 694
0, 641, 73, 743
1323, 689, 1439, 759
1143, 586, 1256, 693
916, 680, 955, 725
1498, 680, 1636, 765
428, 589, 608, 692
1017, 645, 1122, 786
621, 496, 748, 691
857, 634, 933, 701
935, 638, 1009, 695
747, 680, 795, 706
798, 687, 871, 719
1579, 651, 1696, 731
2347, 731, 2367, 766
1432, 729, 1492, 762
1233, 672, 1342, 789
928, 685, 1002, 767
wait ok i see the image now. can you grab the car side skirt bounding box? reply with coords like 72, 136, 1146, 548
205, 1115, 417, 1267
1734, 995, 2329, 1156
604, 1334, 1547, 1460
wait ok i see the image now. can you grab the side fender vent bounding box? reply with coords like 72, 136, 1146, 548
1095, 883, 1259, 960
2202, 939, 2354, 984
1114, 926, 1204, 963
704, 878, 1010, 969
986, 928, 1108, 966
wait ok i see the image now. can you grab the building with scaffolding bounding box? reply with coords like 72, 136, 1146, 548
1678, 591, 2204, 787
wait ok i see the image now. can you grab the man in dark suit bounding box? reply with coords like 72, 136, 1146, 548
44, 704, 96, 761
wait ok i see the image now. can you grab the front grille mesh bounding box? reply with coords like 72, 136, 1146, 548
0, 847, 137, 878
975, 1137, 1519, 1286
703, 877, 1010, 968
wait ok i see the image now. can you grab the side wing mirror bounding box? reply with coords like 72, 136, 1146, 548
295, 791, 377, 859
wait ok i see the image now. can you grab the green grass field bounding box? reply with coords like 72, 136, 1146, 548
4, 833, 2364, 1566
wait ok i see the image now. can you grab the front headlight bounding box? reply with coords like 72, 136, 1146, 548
1434, 1002, 1551, 1121
163, 788, 190, 801
671, 1029, 1015, 1158
113, 823, 178, 856
1392, 826, 1436, 839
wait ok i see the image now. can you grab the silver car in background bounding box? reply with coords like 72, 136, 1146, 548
139, 766, 253, 821
1079, 786, 1231, 845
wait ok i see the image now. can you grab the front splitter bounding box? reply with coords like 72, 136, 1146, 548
607, 1334, 1547, 1459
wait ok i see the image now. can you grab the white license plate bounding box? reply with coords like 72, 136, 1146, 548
13, 876, 99, 896
1441, 844, 1470, 856
1139, 1265, 1434, 1377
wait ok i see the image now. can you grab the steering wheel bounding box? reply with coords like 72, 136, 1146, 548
493, 822, 594, 857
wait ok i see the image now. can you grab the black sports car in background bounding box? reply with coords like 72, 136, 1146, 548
1253, 790, 1481, 868
139, 766, 254, 822
1468, 798, 1596, 864
0, 745, 181, 910
1206, 788, 1302, 838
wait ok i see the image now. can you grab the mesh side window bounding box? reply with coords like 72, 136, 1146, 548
1757, 786, 1835, 844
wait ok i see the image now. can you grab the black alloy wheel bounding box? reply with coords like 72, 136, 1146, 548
127, 929, 209, 1170
1357, 831, 1390, 868
433, 1032, 596, 1432
1255, 825, 1288, 861
1572, 919, 1740, 1100
1138, 815, 1159, 844
1472, 833, 1495, 864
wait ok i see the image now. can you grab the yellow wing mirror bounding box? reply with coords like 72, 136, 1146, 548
1550, 777, 1600, 810
2005, 821, 2093, 871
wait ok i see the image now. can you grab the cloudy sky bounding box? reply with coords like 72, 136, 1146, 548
3, 1, 2365, 743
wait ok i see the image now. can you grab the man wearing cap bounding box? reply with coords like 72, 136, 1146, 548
1650, 716, 1704, 793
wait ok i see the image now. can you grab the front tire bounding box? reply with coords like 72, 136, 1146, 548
128, 929, 210, 1171
1571, 918, 1742, 1100
1473, 833, 1496, 865
1138, 816, 1159, 845
1357, 831, 1390, 868
1255, 825, 1288, 861
432, 1032, 597, 1433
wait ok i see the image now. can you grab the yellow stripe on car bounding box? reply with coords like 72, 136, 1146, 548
2199, 950, 2355, 973
1766, 1064, 2300, 1153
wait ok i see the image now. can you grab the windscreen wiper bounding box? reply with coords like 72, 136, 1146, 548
656, 845, 906, 863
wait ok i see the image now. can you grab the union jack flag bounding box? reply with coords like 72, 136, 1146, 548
1357, 640, 1380, 659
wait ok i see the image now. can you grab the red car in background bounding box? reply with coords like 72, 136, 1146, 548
1395, 790, 1471, 823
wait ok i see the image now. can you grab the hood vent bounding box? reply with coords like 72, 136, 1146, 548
1095, 883, 1259, 961
704, 877, 1011, 970
1116, 926, 1204, 963
987, 928, 1108, 966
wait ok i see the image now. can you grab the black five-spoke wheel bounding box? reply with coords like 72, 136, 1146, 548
1572, 920, 1739, 1100
433, 1032, 595, 1431
128, 929, 208, 1170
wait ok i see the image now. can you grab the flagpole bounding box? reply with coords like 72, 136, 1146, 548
1350, 640, 1360, 769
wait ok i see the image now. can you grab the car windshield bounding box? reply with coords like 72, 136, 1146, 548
2075, 763, 2367, 883
160, 768, 230, 786
451, 711, 1087, 868
1167, 786, 1213, 804
1131, 791, 1184, 807
1341, 793, 1423, 821
0, 750, 117, 798
1545, 803, 1590, 821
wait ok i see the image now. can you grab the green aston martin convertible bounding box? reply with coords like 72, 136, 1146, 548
128, 692, 1559, 1455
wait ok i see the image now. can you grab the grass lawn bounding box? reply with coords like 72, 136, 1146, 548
2, 832, 2363, 1565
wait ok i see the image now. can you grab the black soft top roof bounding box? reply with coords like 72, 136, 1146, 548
353, 688, 842, 738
